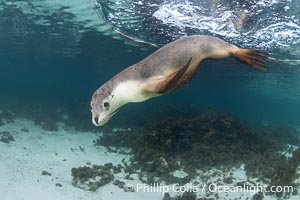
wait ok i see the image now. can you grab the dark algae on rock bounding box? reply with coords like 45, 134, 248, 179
96, 112, 300, 195
0, 131, 15, 143
71, 163, 119, 191
266, 146, 300, 198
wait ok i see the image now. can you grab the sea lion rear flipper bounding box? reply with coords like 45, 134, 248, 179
142, 57, 192, 94
231, 48, 268, 72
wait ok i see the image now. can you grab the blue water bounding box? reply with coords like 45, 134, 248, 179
0, 0, 300, 128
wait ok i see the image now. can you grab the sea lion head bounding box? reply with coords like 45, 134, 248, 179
91, 78, 158, 126
90, 84, 118, 126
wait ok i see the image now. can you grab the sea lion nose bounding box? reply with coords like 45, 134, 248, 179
93, 117, 99, 126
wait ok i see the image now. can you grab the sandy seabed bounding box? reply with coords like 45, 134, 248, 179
0, 119, 299, 200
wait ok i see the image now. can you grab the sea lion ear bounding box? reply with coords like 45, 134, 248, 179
141, 57, 192, 94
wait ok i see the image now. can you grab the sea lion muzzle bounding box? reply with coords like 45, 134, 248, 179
93, 117, 99, 126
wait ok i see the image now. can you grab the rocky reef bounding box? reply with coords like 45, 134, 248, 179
95, 112, 300, 197
268, 146, 300, 198
1, 101, 299, 198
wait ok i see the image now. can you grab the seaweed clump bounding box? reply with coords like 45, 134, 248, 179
267, 146, 300, 198
0, 131, 15, 143
71, 163, 122, 191
96, 112, 300, 191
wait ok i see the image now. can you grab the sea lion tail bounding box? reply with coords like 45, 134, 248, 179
230, 47, 268, 72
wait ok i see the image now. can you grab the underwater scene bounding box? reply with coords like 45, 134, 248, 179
0, 0, 300, 199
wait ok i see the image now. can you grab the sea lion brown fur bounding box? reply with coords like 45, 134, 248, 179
91, 35, 268, 126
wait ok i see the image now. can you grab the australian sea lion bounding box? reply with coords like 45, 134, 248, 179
91, 35, 268, 126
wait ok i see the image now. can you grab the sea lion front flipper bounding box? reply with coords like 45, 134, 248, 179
141, 57, 192, 94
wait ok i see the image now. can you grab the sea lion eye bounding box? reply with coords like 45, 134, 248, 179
104, 102, 110, 108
